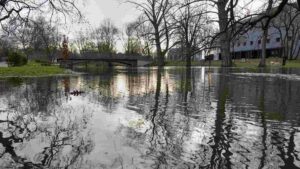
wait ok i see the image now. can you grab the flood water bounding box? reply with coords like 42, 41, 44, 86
0, 67, 300, 169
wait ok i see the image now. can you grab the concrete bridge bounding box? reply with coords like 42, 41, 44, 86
57, 53, 153, 68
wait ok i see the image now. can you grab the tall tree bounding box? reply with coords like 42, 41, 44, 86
271, 3, 300, 65
30, 17, 61, 62
173, 0, 212, 67
133, 16, 155, 57
124, 22, 142, 55
93, 19, 119, 54
127, 0, 176, 66
11, 22, 35, 58
259, 0, 274, 67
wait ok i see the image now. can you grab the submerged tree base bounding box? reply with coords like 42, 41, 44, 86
0, 61, 71, 77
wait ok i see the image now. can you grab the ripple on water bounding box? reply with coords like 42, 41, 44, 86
0, 68, 299, 168
232, 72, 300, 81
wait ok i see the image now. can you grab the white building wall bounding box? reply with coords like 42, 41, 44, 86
231, 26, 300, 59
295, 41, 300, 58
232, 27, 284, 52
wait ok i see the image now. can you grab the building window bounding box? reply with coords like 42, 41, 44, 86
237, 43, 240, 47
276, 38, 280, 42
243, 42, 247, 46
267, 39, 270, 43
288, 36, 292, 41
258, 40, 261, 44
250, 41, 254, 45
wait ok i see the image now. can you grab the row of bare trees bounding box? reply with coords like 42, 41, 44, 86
0, 0, 82, 62
123, 0, 214, 66
72, 18, 152, 56
73, 19, 120, 54
126, 0, 300, 67
271, 3, 300, 65
0, 17, 62, 61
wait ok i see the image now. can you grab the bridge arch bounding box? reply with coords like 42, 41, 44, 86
57, 53, 153, 67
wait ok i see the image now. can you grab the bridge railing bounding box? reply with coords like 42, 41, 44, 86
66, 52, 153, 61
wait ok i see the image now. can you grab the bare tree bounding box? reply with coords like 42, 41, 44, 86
173, 0, 212, 67
185, 0, 243, 67
10, 21, 36, 58
0, 32, 15, 59
73, 29, 95, 53
127, 0, 177, 66
271, 3, 300, 65
258, 0, 275, 67
30, 17, 61, 62
0, 0, 81, 24
198, 0, 239, 67
93, 19, 119, 54
134, 16, 155, 57
124, 22, 142, 55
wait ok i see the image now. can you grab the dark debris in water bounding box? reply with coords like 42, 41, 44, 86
70, 90, 85, 96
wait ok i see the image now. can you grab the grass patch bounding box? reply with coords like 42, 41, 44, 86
233, 58, 300, 68
157, 58, 300, 68
162, 58, 300, 68
0, 61, 68, 77
284, 59, 300, 68
232, 58, 281, 68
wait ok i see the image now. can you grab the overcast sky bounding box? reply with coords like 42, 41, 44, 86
63, 0, 140, 52
80, 0, 139, 28
43, 0, 138, 31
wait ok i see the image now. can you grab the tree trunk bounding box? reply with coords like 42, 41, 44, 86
282, 56, 287, 66
288, 38, 295, 60
154, 27, 165, 67
281, 41, 286, 66
220, 35, 232, 67
186, 47, 192, 67
259, 29, 268, 67
217, 0, 232, 67
186, 54, 192, 67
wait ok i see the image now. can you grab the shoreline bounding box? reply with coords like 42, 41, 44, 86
1, 58, 300, 78
154, 58, 300, 68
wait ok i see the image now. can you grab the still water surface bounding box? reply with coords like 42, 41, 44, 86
0, 67, 300, 169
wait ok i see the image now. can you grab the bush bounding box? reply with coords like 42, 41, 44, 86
7, 51, 28, 67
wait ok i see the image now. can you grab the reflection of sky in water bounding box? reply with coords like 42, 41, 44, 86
0, 67, 299, 168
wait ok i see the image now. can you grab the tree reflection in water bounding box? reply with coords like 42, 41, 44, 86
208, 69, 232, 169
0, 106, 94, 168
0, 68, 300, 169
